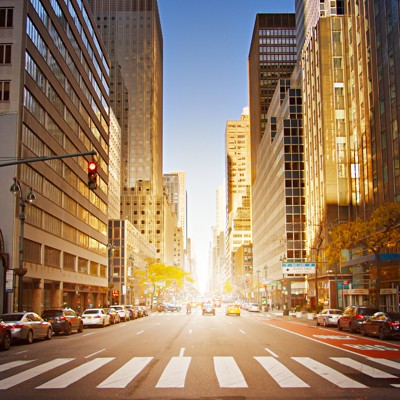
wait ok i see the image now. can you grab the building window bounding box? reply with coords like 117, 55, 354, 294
0, 80, 10, 101
0, 44, 11, 64
0, 8, 13, 28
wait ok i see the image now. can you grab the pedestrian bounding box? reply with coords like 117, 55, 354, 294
186, 303, 191, 314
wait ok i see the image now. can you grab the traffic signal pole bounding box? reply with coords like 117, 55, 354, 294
0, 150, 97, 168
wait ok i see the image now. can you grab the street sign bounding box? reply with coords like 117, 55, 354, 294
281, 262, 316, 274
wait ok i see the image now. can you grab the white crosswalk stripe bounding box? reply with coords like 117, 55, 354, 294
0, 358, 74, 390
331, 357, 398, 379
292, 357, 368, 388
97, 357, 153, 388
156, 356, 191, 388
254, 356, 309, 388
214, 356, 248, 388
36, 357, 115, 389
0, 360, 34, 373
0, 355, 398, 390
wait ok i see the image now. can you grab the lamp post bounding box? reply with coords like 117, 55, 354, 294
107, 242, 115, 305
10, 178, 36, 312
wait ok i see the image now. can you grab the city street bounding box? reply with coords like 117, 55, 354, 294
0, 307, 399, 399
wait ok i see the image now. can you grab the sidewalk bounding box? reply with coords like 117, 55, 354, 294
261, 310, 317, 326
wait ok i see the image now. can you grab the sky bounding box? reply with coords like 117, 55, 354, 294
158, 0, 295, 292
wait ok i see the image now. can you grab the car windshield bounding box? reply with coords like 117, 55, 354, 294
42, 310, 62, 317
359, 308, 379, 316
113, 306, 123, 310
329, 310, 342, 314
0, 314, 24, 321
82, 310, 100, 315
387, 312, 400, 320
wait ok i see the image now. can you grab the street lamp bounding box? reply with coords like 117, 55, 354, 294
10, 178, 36, 312
107, 242, 115, 305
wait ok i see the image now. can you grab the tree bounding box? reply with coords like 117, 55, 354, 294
327, 202, 400, 307
145, 261, 193, 309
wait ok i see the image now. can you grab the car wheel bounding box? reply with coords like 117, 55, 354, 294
65, 324, 72, 335
379, 328, 386, 340
361, 328, 367, 336
26, 330, 34, 344
45, 328, 52, 340
349, 323, 356, 333
1, 331, 11, 350
316, 319, 320, 326
78, 323, 84, 333
338, 322, 342, 331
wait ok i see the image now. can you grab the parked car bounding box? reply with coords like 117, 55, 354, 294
125, 305, 138, 320
0, 312, 52, 344
41, 308, 83, 335
337, 305, 380, 333
140, 306, 150, 316
165, 303, 182, 312
248, 303, 261, 312
360, 312, 400, 340
226, 304, 241, 316
0, 320, 12, 350
81, 308, 110, 328
112, 305, 130, 321
134, 305, 143, 318
316, 309, 342, 327
202, 303, 215, 315
156, 303, 168, 312
105, 308, 120, 324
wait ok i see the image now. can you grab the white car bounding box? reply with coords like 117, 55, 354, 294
316, 309, 342, 327
247, 303, 260, 312
81, 308, 110, 327
112, 305, 130, 321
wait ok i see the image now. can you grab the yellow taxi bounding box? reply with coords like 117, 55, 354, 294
226, 304, 241, 316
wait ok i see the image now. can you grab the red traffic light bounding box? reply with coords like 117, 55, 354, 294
87, 160, 98, 190
88, 161, 97, 172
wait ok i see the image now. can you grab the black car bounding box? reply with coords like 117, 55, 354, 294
360, 312, 400, 340
0, 321, 11, 351
42, 308, 83, 335
337, 305, 380, 333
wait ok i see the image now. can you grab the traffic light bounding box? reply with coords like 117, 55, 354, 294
87, 160, 98, 190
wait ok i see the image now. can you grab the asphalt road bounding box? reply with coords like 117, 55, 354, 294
0, 307, 399, 399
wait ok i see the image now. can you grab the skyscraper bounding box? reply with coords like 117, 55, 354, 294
88, 1, 173, 263
0, 0, 110, 313
225, 108, 252, 281
88, 0, 163, 195
248, 13, 296, 183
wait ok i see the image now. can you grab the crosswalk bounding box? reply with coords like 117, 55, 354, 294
0, 355, 399, 390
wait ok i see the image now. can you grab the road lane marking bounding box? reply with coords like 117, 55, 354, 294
214, 356, 247, 388
330, 357, 397, 378
36, 358, 114, 389
0, 359, 74, 390
83, 332, 96, 337
179, 348, 185, 357
0, 360, 34, 372
189, 329, 192, 334
97, 357, 153, 388
85, 349, 106, 358
239, 330, 246, 334
155, 357, 191, 388
15, 350, 28, 355
292, 357, 368, 388
254, 356, 309, 388
264, 348, 279, 357
367, 357, 400, 370
136, 330, 144, 335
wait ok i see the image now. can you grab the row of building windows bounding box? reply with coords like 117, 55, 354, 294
259, 54, 296, 61
26, 16, 109, 150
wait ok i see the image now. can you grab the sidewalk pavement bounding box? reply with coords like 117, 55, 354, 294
261, 310, 317, 326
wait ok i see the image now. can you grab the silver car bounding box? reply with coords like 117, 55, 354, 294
0, 312, 52, 344
316, 309, 342, 327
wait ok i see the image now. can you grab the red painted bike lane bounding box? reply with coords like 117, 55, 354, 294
264, 318, 400, 359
